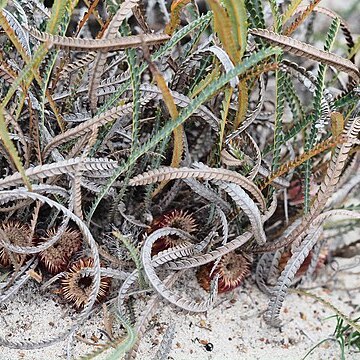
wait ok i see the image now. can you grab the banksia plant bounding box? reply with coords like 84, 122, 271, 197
38, 227, 82, 274
0, 0, 358, 357
197, 252, 252, 293
60, 258, 111, 309
0, 221, 33, 267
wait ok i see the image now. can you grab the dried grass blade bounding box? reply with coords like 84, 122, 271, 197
0, 110, 31, 190
284, 0, 321, 36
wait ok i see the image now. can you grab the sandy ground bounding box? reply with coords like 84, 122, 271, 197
0, 254, 359, 360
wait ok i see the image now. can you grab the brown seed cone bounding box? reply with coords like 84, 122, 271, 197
197, 252, 251, 294
0, 221, 33, 267
60, 258, 111, 309
278, 248, 328, 277
148, 209, 197, 256
38, 227, 82, 274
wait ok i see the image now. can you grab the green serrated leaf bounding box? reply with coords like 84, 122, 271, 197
303, 17, 340, 213
245, 0, 265, 29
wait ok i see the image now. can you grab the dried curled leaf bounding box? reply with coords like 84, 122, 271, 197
214, 181, 266, 244
250, 28, 360, 81
264, 225, 323, 326
43, 103, 134, 157
129, 164, 266, 211
166, 231, 253, 270
0, 158, 118, 190
141, 228, 216, 312
29, 27, 170, 51
294, 5, 355, 54
283, 0, 321, 36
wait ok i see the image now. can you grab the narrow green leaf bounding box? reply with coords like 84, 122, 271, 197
303, 18, 340, 213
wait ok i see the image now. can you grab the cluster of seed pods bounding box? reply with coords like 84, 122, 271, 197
0, 221, 111, 309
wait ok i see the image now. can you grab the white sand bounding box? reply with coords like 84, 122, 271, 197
1, 256, 359, 360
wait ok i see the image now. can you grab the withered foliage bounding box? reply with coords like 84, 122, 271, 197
0, 0, 359, 358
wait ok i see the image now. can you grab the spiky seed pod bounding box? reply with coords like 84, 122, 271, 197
38, 227, 82, 274
0, 221, 33, 267
149, 209, 198, 234
60, 258, 111, 309
148, 209, 197, 255
197, 252, 252, 294
278, 248, 328, 277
